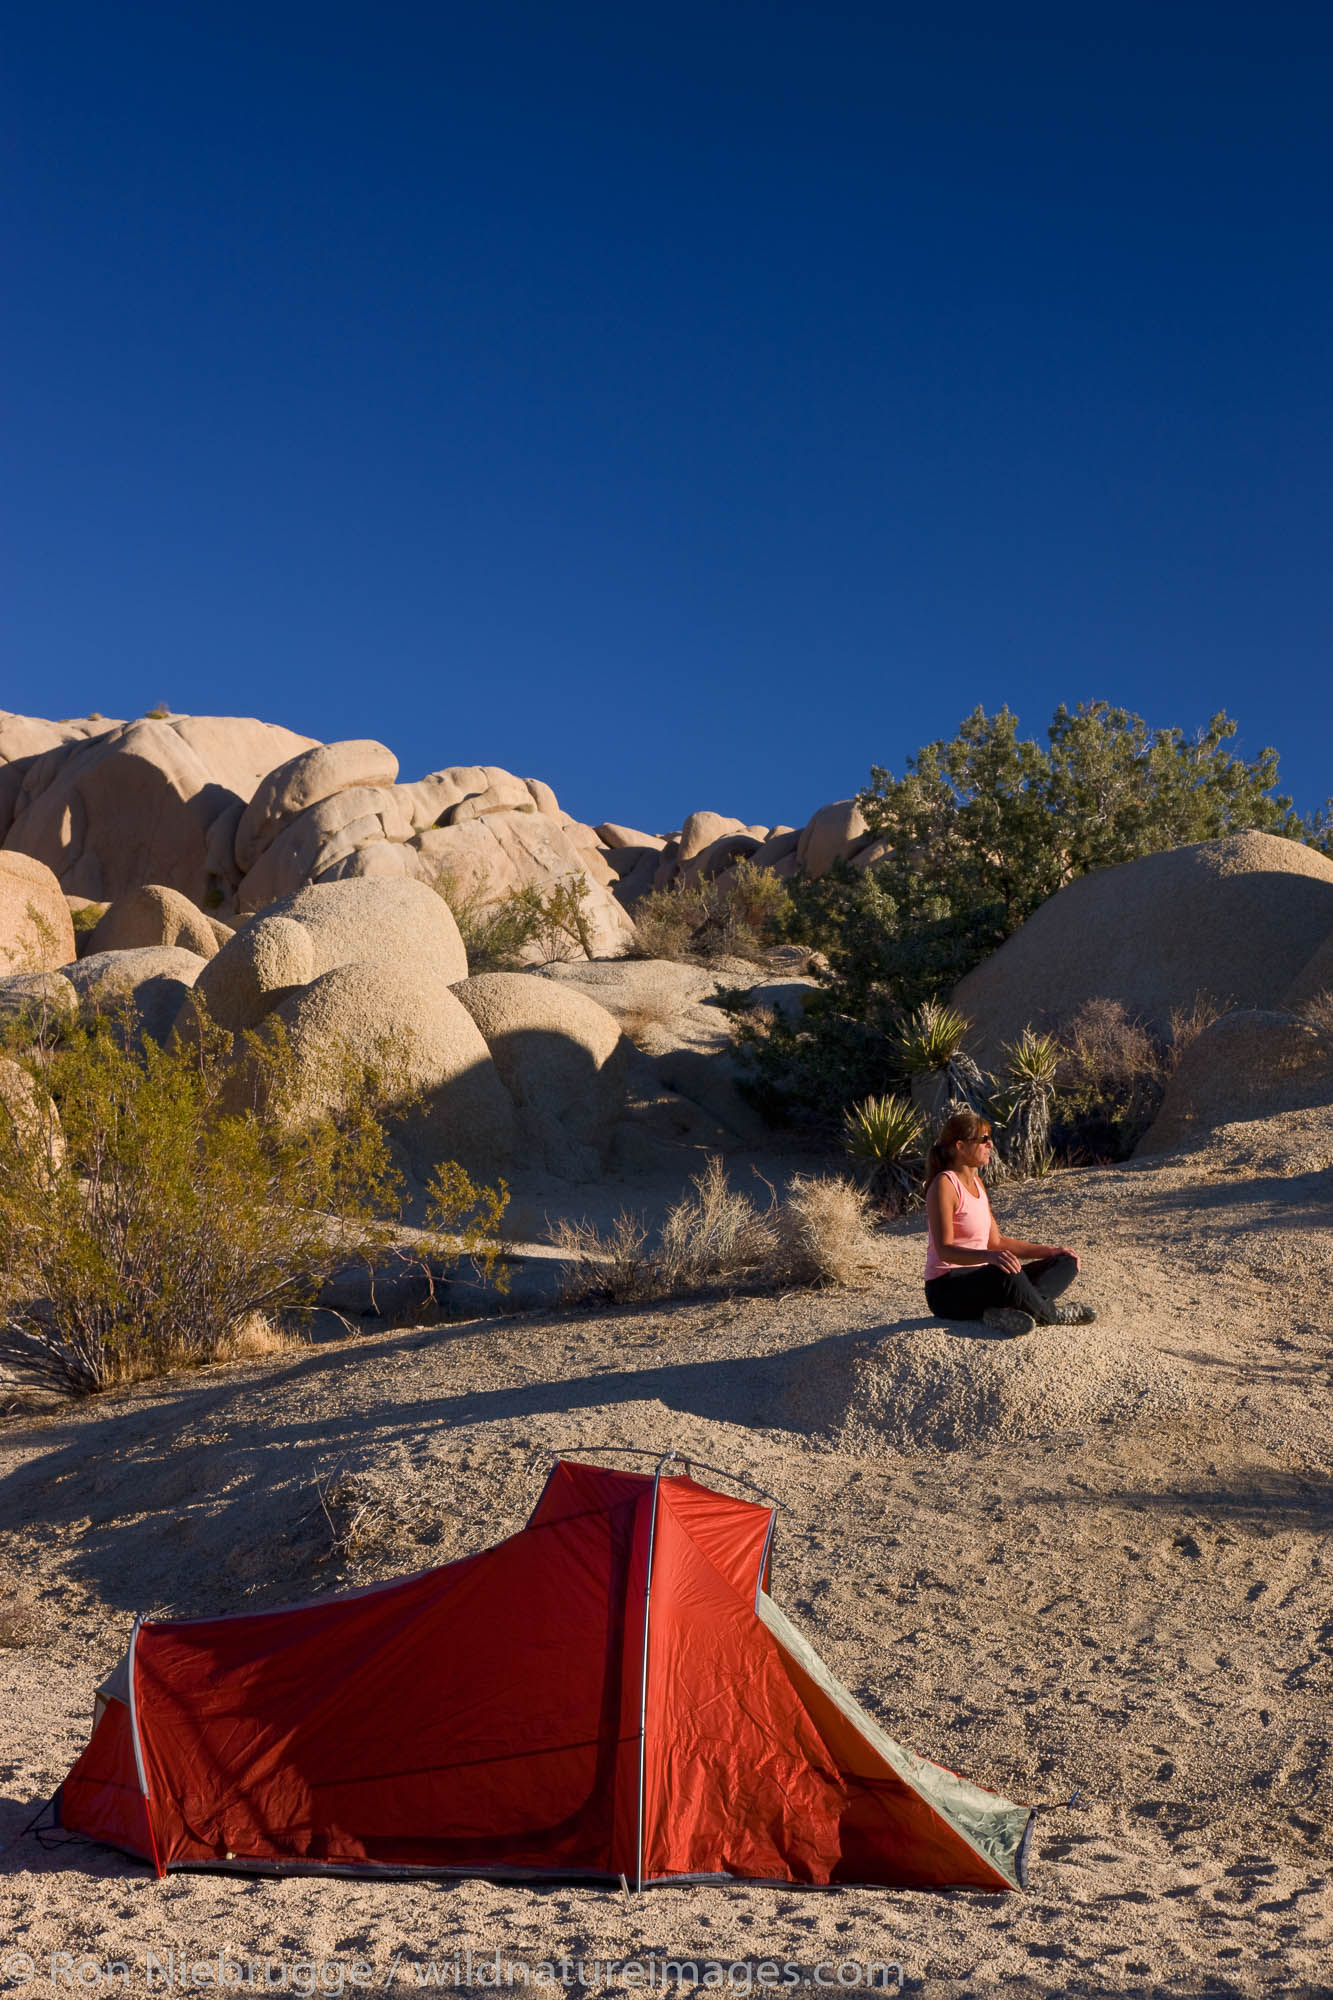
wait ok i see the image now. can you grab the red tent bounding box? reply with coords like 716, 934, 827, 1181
57, 1458, 1032, 1890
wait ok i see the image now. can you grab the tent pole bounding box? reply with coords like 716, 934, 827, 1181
126, 1617, 165, 1880
634, 1449, 672, 1894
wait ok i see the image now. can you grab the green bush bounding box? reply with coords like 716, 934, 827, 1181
629, 860, 793, 963
434, 870, 595, 970
728, 702, 1329, 1129
1050, 999, 1165, 1161
0, 1004, 507, 1394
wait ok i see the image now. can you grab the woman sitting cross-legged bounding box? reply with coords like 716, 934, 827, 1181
923, 1108, 1095, 1337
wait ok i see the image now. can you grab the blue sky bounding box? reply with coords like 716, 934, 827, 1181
5, 2, 1330, 832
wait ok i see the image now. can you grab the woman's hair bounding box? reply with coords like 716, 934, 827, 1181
925, 1108, 992, 1189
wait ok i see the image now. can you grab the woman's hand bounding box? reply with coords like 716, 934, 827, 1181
988, 1248, 1023, 1274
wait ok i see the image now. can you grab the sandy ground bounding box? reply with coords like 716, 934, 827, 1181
1, 1120, 1330, 1999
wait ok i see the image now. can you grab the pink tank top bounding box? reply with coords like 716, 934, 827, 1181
925, 1169, 993, 1281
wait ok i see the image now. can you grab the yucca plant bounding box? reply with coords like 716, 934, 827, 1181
843, 1093, 925, 1209
998, 1027, 1059, 1177
896, 1001, 990, 1126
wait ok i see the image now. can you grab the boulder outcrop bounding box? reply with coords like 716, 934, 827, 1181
236, 785, 415, 913
952, 833, 1333, 1069
452, 972, 627, 1178
796, 799, 871, 879
234, 740, 400, 874
65, 946, 208, 1045
417, 812, 635, 960
537, 956, 769, 1142
1284, 927, 1333, 1013
196, 879, 468, 1033
0, 851, 76, 974
2, 715, 316, 907
89, 884, 230, 960
263, 963, 515, 1183
1139, 1009, 1333, 1155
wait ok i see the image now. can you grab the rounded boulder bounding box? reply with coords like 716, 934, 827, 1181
1138, 1009, 1333, 1156
65, 946, 208, 1044
952, 832, 1333, 1070
193, 915, 317, 1032
0, 851, 75, 973
452, 972, 627, 1177
266, 961, 515, 1183
234, 739, 400, 875
796, 800, 871, 879
89, 884, 224, 960
196, 878, 468, 1034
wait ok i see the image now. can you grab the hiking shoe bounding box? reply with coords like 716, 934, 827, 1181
982, 1307, 1037, 1339
1053, 1301, 1097, 1326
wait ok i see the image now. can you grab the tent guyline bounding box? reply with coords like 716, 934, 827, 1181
55, 1457, 1033, 1892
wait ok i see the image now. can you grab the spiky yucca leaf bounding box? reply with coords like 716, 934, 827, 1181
897, 1001, 974, 1075
843, 1093, 923, 1164
1003, 1027, 1060, 1088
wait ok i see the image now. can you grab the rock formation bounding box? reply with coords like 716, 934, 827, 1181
452, 972, 627, 1179
1, 711, 891, 954
0, 851, 75, 973
951, 832, 1333, 1069
1138, 1009, 1333, 1156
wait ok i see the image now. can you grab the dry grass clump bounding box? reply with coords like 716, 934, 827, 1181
772, 1173, 875, 1286
616, 998, 688, 1051
1165, 992, 1227, 1066
214, 1310, 300, 1363
551, 1158, 873, 1305
1297, 987, 1333, 1039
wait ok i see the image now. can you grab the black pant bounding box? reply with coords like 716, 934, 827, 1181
925, 1253, 1079, 1325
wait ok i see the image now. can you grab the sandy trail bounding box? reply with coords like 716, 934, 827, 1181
1, 1138, 1330, 1998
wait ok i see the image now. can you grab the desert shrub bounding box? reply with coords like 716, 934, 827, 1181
1052, 998, 1166, 1160
629, 861, 793, 964
1164, 992, 1227, 1065
772, 1173, 875, 1285
627, 884, 701, 961
1297, 987, 1333, 1039
434, 870, 594, 970
551, 1157, 873, 1304
0, 1006, 508, 1393
69, 902, 103, 937
843, 1093, 924, 1210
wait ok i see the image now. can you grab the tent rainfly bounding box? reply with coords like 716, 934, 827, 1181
57, 1458, 1033, 1890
